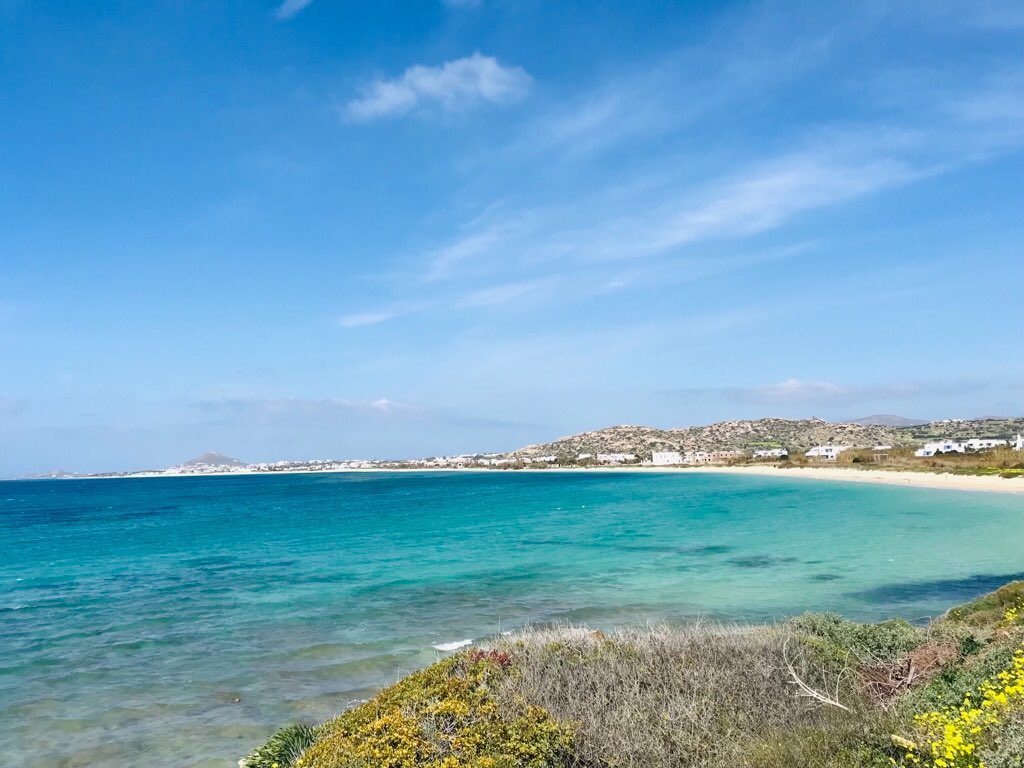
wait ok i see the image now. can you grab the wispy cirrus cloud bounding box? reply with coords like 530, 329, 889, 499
336, 6, 1024, 354
426, 221, 526, 281
345, 53, 531, 121
633, 151, 921, 258
274, 0, 314, 20
337, 277, 553, 327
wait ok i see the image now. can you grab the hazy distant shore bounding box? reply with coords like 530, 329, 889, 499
66, 463, 1024, 495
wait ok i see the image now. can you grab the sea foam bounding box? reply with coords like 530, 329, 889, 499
432, 639, 473, 652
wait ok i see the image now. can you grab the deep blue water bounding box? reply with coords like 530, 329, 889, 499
2, 471, 1023, 766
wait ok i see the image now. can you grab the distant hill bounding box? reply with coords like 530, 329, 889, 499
512, 416, 1024, 460
182, 452, 246, 468
901, 417, 1024, 441
850, 414, 927, 427
512, 418, 914, 459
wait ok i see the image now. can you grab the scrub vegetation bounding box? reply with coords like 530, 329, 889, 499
242, 582, 1024, 768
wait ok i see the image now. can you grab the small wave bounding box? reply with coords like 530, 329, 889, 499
432, 639, 473, 652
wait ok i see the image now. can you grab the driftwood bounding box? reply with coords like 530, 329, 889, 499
783, 638, 851, 712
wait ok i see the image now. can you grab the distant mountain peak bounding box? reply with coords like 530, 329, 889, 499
850, 415, 927, 427
182, 452, 246, 467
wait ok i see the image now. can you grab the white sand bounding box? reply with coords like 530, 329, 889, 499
80, 463, 1024, 495
674, 464, 1024, 495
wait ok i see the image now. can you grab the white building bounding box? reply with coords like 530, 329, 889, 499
577, 453, 594, 461
597, 453, 636, 464
1013, 434, 1024, 452
914, 438, 1008, 457
805, 445, 850, 461
915, 440, 966, 457
753, 448, 788, 459
963, 438, 1007, 451
523, 455, 558, 464
651, 451, 683, 466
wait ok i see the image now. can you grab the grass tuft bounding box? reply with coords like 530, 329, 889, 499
241, 723, 321, 768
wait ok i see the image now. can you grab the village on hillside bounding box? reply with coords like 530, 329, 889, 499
57, 417, 1024, 478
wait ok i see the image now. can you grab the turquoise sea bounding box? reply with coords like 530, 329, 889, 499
2, 471, 1023, 767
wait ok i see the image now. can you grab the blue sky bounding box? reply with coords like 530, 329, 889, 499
1, 1, 1023, 475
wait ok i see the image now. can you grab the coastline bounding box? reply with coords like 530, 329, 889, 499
59, 463, 1024, 495
678, 464, 1024, 495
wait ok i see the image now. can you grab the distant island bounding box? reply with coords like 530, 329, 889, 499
34, 416, 1024, 482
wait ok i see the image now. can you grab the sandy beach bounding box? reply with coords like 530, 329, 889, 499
77, 464, 1024, 496
678, 464, 1024, 495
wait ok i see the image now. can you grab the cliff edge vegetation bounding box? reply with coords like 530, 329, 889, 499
241, 582, 1024, 768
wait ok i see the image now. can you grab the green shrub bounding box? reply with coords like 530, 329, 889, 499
979, 710, 1024, 768
789, 612, 924, 668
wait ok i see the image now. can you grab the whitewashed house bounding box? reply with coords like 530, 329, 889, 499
805, 445, 850, 461
1013, 434, 1024, 452
963, 438, 1008, 451
915, 440, 966, 457
478, 457, 513, 466
651, 451, 683, 466
597, 453, 636, 464
753, 448, 788, 459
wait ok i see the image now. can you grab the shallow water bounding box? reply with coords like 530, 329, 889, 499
2, 471, 1022, 766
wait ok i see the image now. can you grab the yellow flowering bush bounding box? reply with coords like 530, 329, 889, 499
947, 583, 1024, 627
297, 654, 574, 768
893, 644, 1024, 768
998, 603, 1021, 629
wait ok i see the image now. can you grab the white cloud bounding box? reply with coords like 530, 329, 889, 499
345, 53, 531, 121
274, 0, 313, 20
